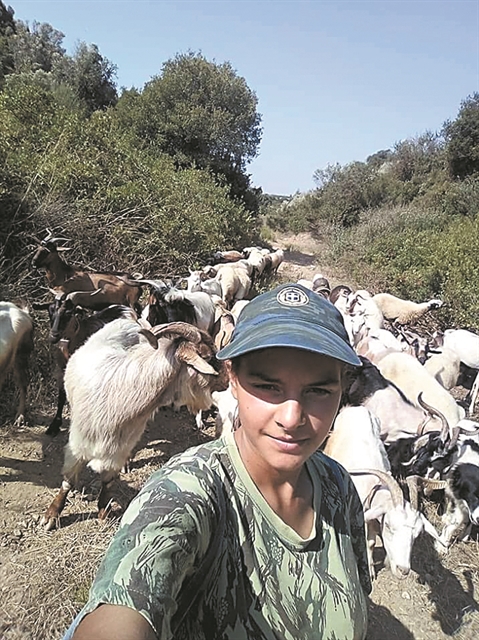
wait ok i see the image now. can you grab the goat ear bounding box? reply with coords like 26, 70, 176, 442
56, 246, 72, 252
364, 505, 385, 522
177, 344, 218, 375
139, 328, 158, 349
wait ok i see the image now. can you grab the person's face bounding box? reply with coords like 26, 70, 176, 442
229, 347, 343, 477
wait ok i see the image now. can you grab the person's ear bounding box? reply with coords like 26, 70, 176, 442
227, 361, 239, 399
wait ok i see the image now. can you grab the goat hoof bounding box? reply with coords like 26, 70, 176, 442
40, 514, 57, 531
45, 423, 61, 437
14, 415, 26, 427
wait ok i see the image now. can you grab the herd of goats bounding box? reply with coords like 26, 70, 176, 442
1, 231, 479, 582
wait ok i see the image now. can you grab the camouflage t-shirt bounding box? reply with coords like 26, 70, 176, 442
69, 430, 371, 640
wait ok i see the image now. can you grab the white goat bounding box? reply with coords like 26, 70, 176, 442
185, 269, 222, 297
372, 292, 443, 325
440, 329, 479, 415
243, 246, 268, 280
0, 302, 34, 425
265, 248, 284, 275
214, 263, 252, 308
374, 351, 465, 430
424, 347, 462, 391
347, 290, 384, 332
41, 318, 227, 530
324, 406, 442, 579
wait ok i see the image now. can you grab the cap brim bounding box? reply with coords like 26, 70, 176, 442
217, 318, 361, 366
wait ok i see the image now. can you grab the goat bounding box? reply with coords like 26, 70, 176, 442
372, 292, 443, 326
31, 232, 142, 312
185, 270, 222, 297
347, 289, 384, 332
417, 438, 479, 552
432, 329, 479, 415
41, 319, 228, 530
424, 347, 462, 391
210, 249, 244, 264
373, 350, 465, 430
242, 246, 268, 282
0, 302, 34, 425
33, 298, 137, 435
215, 263, 252, 308
230, 299, 250, 320
329, 285, 353, 307
212, 385, 237, 437
262, 248, 284, 276
341, 356, 450, 444
296, 274, 330, 298
137, 281, 217, 334
324, 405, 441, 579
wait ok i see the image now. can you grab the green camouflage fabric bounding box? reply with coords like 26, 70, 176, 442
72, 430, 370, 639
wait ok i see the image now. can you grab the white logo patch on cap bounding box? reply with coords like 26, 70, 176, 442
277, 286, 310, 307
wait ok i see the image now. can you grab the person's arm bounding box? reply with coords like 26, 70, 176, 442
72, 604, 156, 640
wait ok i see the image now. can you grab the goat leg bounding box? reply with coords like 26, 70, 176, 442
41, 479, 72, 531
45, 386, 66, 436
97, 475, 119, 520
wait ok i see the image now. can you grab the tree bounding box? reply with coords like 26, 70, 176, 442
115, 52, 262, 208
52, 42, 118, 114
444, 93, 479, 179
0, 1, 15, 85
10, 19, 65, 73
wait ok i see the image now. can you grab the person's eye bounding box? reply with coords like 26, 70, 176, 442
254, 383, 279, 392
307, 387, 331, 396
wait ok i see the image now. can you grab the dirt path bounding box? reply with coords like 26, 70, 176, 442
1, 233, 478, 639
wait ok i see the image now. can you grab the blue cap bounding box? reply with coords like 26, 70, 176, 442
217, 283, 361, 366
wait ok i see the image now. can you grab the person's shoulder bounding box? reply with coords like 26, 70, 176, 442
141, 437, 227, 498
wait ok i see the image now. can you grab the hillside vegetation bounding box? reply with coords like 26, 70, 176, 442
261, 95, 479, 330
0, 0, 478, 337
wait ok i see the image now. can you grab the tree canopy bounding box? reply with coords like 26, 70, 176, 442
444, 92, 479, 179
114, 51, 262, 208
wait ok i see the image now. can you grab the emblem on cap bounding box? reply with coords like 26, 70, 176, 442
277, 286, 309, 307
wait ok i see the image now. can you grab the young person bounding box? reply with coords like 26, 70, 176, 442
65, 283, 371, 640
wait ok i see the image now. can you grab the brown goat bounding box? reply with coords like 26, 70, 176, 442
31, 233, 142, 312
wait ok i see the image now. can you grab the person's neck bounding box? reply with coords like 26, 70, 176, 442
233, 430, 314, 538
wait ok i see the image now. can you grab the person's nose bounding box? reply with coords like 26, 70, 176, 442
276, 398, 306, 431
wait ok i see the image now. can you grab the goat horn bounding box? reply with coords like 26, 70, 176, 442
349, 469, 404, 507
406, 475, 420, 510
416, 477, 447, 495
458, 424, 479, 436
151, 321, 203, 343
417, 393, 450, 442
139, 328, 158, 349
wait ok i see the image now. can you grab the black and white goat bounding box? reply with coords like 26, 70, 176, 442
324, 405, 442, 579
41, 318, 228, 529
137, 280, 217, 334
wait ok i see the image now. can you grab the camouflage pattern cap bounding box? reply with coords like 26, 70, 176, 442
217, 283, 361, 366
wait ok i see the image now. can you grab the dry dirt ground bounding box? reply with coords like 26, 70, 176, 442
1, 232, 478, 639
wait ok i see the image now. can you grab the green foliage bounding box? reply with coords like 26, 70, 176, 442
10, 19, 65, 73
444, 93, 479, 179
52, 42, 118, 114
0, 86, 255, 293
326, 204, 479, 330
114, 51, 262, 209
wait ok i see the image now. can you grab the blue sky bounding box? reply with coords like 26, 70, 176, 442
9, 1, 479, 195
